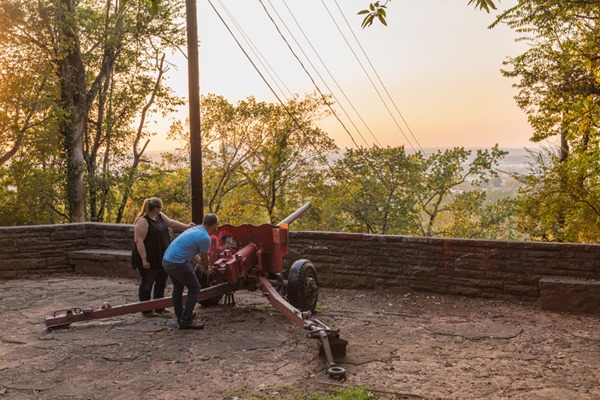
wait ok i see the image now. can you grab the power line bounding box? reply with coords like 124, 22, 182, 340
331, 0, 425, 155
263, 0, 371, 148
257, 0, 365, 150
206, 0, 380, 230
276, 0, 384, 148
258, 0, 408, 202
216, 0, 294, 99
323, 0, 426, 155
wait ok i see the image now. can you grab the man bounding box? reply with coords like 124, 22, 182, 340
162, 213, 218, 330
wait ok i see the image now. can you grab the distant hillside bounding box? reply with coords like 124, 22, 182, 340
145, 147, 536, 175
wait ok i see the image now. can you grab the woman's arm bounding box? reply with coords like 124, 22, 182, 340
161, 213, 194, 231
134, 219, 151, 269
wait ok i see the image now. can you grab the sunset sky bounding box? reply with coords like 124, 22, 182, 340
147, 0, 538, 153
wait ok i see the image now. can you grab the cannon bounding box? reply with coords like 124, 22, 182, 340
44, 202, 347, 379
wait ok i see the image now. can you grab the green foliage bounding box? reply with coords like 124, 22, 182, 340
442, 192, 521, 240
492, 1, 600, 243
0, 0, 185, 224
358, 1, 389, 29
513, 147, 600, 242
495, 2, 600, 145
417, 145, 508, 237
124, 158, 192, 224
0, 157, 66, 226
167, 93, 337, 226
329, 146, 421, 234
467, 0, 497, 13
239, 93, 337, 224
358, 0, 499, 28
279, 144, 512, 239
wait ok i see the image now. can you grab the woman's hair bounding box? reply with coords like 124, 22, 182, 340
134, 197, 162, 223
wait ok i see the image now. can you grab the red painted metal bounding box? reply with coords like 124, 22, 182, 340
258, 276, 309, 328
210, 223, 288, 275
44, 283, 234, 329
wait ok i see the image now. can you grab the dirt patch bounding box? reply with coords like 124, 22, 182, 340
0, 276, 599, 400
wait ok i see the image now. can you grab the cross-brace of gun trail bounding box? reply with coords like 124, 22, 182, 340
44, 202, 348, 379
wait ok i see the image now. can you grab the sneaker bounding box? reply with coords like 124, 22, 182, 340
178, 322, 204, 330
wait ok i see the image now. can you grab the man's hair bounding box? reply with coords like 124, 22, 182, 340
203, 213, 218, 227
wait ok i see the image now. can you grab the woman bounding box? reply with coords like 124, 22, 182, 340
132, 197, 193, 317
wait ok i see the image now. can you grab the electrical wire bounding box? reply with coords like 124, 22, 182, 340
331, 0, 425, 155
216, 0, 294, 99
275, 0, 383, 148
257, 0, 364, 150
323, 0, 426, 155
257, 0, 401, 206
207, 0, 380, 231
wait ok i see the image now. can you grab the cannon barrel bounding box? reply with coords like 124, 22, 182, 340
278, 202, 312, 226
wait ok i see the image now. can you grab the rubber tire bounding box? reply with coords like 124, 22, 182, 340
287, 259, 318, 312
327, 366, 346, 379
195, 266, 222, 307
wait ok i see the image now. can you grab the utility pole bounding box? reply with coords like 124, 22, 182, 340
185, 0, 203, 224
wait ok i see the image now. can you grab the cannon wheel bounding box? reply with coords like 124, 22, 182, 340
195, 266, 223, 307
287, 259, 318, 312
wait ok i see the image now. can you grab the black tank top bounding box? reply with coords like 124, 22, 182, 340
132, 214, 170, 270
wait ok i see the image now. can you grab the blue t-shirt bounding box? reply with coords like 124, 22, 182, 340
163, 225, 211, 264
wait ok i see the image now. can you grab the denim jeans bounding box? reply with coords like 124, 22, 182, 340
162, 259, 201, 324
138, 266, 168, 310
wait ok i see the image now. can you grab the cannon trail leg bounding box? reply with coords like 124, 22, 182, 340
257, 276, 347, 379
317, 329, 347, 379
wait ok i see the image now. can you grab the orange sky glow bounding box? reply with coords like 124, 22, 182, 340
146, 0, 535, 153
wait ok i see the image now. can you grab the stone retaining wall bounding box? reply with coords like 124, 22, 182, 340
1, 224, 599, 305
289, 231, 600, 303
0, 223, 131, 278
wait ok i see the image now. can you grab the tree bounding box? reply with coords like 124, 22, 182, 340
0, 0, 185, 224
329, 146, 422, 234
197, 95, 262, 216
416, 146, 507, 237
315, 145, 511, 238
0, 46, 54, 168
123, 159, 192, 224
158, 94, 337, 226
494, 1, 600, 242
513, 147, 600, 242
238, 94, 337, 224
441, 191, 520, 240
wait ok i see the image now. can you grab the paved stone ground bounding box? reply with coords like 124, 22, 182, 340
0, 276, 599, 400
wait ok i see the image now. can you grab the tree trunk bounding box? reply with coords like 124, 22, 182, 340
559, 127, 569, 163
57, 0, 87, 222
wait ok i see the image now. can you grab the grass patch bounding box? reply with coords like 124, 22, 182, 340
222, 385, 427, 400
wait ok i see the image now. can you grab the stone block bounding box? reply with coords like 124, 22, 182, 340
51, 226, 86, 241
447, 285, 483, 297
539, 276, 600, 315
67, 249, 137, 279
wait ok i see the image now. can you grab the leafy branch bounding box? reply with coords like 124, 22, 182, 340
358, 0, 499, 28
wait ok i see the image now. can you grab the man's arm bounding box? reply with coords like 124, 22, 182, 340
192, 253, 210, 275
